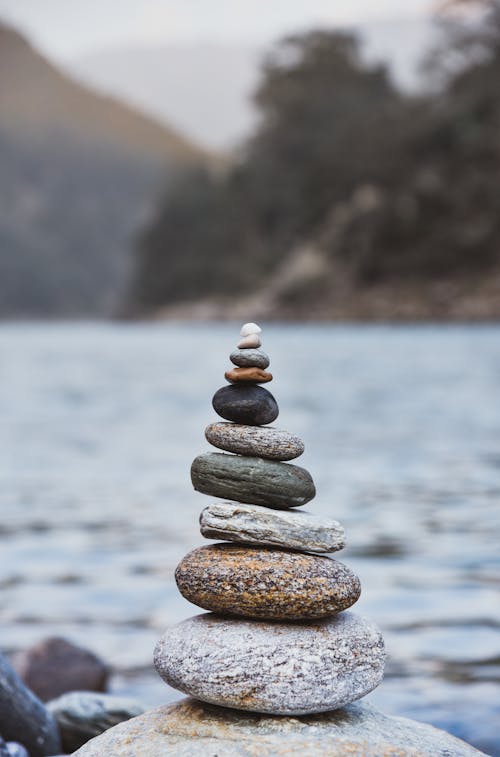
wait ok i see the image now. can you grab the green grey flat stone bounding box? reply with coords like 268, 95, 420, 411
72, 697, 488, 756
191, 452, 315, 508
205, 422, 304, 460
200, 502, 345, 552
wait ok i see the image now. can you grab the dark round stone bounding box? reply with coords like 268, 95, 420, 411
212, 385, 278, 425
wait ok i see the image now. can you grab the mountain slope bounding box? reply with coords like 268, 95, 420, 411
0, 23, 205, 317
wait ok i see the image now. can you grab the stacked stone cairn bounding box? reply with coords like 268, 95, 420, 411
154, 323, 386, 716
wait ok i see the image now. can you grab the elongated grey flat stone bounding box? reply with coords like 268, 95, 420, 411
230, 348, 270, 369
200, 502, 345, 552
72, 697, 488, 757
205, 422, 304, 460
191, 452, 315, 508
154, 612, 385, 715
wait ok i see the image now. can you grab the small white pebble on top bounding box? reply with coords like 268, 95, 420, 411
240, 322, 262, 337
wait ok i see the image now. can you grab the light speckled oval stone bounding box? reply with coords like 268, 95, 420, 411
154, 612, 384, 715
72, 697, 488, 757
175, 544, 360, 619
205, 423, 304, 460
199, 502, 345, 553
230, 348, 270, 369
212, 384, 278, 425
191, 453, 315, 509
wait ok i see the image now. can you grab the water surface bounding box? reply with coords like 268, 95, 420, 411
1, 322, 499, 754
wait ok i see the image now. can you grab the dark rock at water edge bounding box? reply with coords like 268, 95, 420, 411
71, 697, 489, 756
191, 452, 315, 508
47, 691, 146, 753
13, 637, 109, 702
0, 653, 61, 757
212, 384, 279, 425
175, 544, 360, 620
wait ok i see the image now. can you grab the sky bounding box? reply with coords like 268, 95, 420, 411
0, 0, 434, 61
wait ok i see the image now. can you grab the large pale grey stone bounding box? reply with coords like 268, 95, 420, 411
0, 653, 61, 757
154, 612, 384, 715
47, 691, 145, 752
205, 422, 304, 460
72, 697, 486, 756
200, 501, 345, 552
191, 453, 315, 509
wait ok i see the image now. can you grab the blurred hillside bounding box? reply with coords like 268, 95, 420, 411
0, 23, 205, 317
128, 5, 500, 321
71, 18, 435, 151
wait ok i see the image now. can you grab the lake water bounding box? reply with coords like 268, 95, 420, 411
1, 322, 499, 755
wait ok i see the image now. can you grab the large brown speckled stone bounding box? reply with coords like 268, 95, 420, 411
175, 544, 360, 620
205, 422, 304, 460
191, 453, 315, 509
72, 697, 487, 756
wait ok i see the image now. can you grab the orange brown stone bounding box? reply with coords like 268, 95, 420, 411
175, 544, 361, 620
225, 367, 273, 384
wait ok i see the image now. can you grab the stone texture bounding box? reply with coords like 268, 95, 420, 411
230, 347, 270, 369
155, 612, 383, 715
224, 367, 273, 384
191, 453, 315, 509
4, 745, 29, 757
205, 422, 304, 460
14, 637, 109, 702
240, 322, 262, 336
200, 502, 345, 552
0, 652, 61, 757
72, 697, 488, 757
47, 691, 145, 753
175, 544, 360, 620
212, 384, 278, 425
237, 334, 261, 349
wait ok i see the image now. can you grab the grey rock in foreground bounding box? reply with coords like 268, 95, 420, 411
212, 384, 279, 425
191, 453, 315, 509
230, 347, 270, 369
205, 422, 304, 460
3, 745, 29, 757
0, 653, 61, 757
72, 697, 486, 757
47, 691, 145, 752
154, 612, 384, 715
200, 501, 345, 552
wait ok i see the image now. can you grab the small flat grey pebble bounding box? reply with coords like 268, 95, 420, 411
191, 453, 315, 509
230, 348, 270, 369
212, 384, 278, 425
154, 612, 385, 715
200, 501, 345, 552
205, 423, 304, 460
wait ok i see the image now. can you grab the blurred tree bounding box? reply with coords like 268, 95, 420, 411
129, 31, 410, 311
